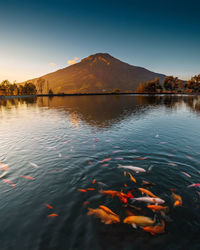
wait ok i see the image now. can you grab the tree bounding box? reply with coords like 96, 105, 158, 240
137, 83, 145, 93
49, 89, 54, 95
113, 88, 120, 93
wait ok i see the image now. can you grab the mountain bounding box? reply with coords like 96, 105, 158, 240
25, 53, 166, 94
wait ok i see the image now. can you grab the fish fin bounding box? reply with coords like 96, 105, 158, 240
132, 223, 137, 229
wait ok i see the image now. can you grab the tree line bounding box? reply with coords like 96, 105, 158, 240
137, 74, 200, 93
0, 80, 37, 95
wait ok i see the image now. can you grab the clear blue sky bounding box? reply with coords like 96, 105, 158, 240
0, 0, 200, 82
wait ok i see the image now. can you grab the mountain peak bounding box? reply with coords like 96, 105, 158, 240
81, 53, 114, 65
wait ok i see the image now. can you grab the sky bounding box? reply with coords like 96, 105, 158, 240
0, 0, 200, 82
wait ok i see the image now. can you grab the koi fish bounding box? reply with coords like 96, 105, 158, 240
123, 215, 155, 228
0, 162, 9, 171
22, 175, 34, 180
2, 178, 16, 188
143, 220, 165, 235
187, 155, 193, 160
99, 205, 118, 216
133, 157, 147, 160
168, 163, 178, 166
118, 165, 146, 173
115, 157, 123, 160
102, 164, 110, 167
29, 162, 39, 168
86, 188, 95, 191
124, 184, 127, 187
88, 161, 93, 165
99, 190, 120, 198
92, 179, 96, 184
124, 171, 127, 176
97, 182, 108, 187
181, 172, 191, 178
188, 183, 200, 188
141, 180, 156, 187
100, 158, 111, 163
82, 201, 90, 206
77, 189, 87, 193
48, 213, 58, 217
172, 192, 182, 207
138, 188, 158, 198
88, 207, 120, 224
130, 197, 165, 204
147, 205, 169, 212
45, 204, 53, 209
128, 172, 136, 183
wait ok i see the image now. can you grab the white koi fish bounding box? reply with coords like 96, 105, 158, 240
130, 197, 165, 204
118, 165, 146, 173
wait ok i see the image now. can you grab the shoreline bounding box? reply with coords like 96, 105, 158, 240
0, 92, 199, 99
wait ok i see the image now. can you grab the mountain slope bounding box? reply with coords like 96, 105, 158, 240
26, 53, 166, 94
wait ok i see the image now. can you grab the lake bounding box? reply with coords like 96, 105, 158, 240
0, 95, 200, 250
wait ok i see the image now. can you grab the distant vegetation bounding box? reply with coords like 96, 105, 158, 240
0, 80, 37, 95
137, 74, 200, 93
0, 74, 200, 96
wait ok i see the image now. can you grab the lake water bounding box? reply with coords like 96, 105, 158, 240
0, 95, 200, 250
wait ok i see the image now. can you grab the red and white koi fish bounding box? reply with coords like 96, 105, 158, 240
188, 183, 200, 188
2, 178, 16, 188
168, 163, 178, 166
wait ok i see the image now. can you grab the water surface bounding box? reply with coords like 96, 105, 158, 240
0, 95, 200, 250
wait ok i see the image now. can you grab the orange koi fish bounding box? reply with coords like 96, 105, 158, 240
82, 201, 90, 206
45, 204, 53, 209
22, 175, 34, 180
128, 172, 136, 183
99, 205, 118, 216
143, 220, 165, 235
101, 158, 111, 163
86, 188, 95, 191
99, 190, 119, 197
133, 157, 147, 160
172, 192, 182, 207
77, 189, 87, 193
2, 178, 16, 187
138, 188, 158, 198
87, 207, 120, 224
147, 205, 169, 212
92, 179, 96, 184
48, 213, 58, 217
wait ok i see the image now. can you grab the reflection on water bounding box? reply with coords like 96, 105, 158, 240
0, 95, 200, 250
1, 95, 200, 129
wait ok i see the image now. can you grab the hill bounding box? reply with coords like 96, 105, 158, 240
24, 53, 166, 94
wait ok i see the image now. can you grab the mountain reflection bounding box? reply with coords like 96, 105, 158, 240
0, 95, 200, 128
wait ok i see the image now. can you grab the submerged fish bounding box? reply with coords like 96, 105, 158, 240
29, 162, 39, 168
86, 188, 95, 191
147, 205, 169, 212
100, 158, 111, 163
141, 180, 156, 187
0, 162, 9, 171
88, 207, 120, 224
99, 205, 118, 216
118, 165, 146, 173
92, 179, 96, 184
172, 192, 182, 207
143, 220, 165, 235
133, 157, 147, 160
128, 172, 136, 183
45, 204, 53, 209
77, 189, 87, 193
22, 175, 34, 180
131, 197, 165, 204
138, 188, 158, 198
188, 183, 200, 188
123, 215, 155, 228
48, 213, 58, 217
181, 171, 191, 178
